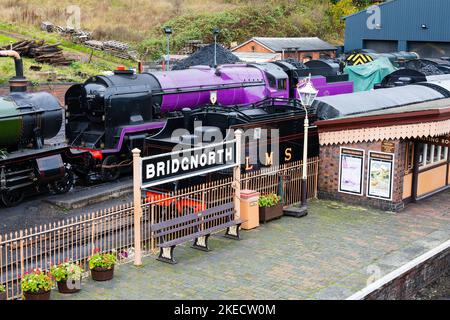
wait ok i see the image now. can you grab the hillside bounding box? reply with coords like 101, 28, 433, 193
0, 22, 134, 84
0, 0, 376, 83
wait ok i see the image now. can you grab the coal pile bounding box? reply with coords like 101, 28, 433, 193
404, 59, 449, 76
281, 58, 307, 70
172, 44, 240, 70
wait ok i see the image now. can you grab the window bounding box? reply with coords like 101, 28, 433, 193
251, 45, 256, 52
405, 141, 414, 174
277, 79, 287, 90
418, 142, 448, 168
267, 74, 276, 88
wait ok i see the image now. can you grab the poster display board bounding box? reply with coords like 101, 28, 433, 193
367, 151, 394, 200
338, 148, 365, 196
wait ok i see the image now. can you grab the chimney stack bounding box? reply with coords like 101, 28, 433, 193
0, 50, 27, 93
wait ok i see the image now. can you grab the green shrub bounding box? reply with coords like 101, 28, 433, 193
0, 284, 5, 293
258, 193, 281, 208
89, 250, 117, 270
50, 261, 84, 282
20, 269, 53, 293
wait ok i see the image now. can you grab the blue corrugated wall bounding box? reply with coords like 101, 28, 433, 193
344, 0, 450, 52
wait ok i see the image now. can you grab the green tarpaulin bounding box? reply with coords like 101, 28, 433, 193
344, 57, 397, 92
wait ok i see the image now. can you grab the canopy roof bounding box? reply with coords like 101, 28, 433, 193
314, 84, 446, 120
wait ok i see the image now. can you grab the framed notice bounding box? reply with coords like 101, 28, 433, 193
338, 148, 365, 196
367, 151, 394, 200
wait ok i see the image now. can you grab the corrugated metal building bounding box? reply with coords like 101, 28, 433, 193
344, 0, 450, 58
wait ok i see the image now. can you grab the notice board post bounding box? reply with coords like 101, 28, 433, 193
132, 148, 142, 266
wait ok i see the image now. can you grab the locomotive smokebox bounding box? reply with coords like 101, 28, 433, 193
0, 50, 27, 93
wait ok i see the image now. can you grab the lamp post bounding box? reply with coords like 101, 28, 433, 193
163, 26, 172, 71
287, 75, 318, 217
212, 28, 220, 68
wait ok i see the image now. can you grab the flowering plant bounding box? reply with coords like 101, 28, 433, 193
51, 261, 84, 282
0, 284, 5, 293
258, 193, 281, 208
20, 269, 53, 293
89, 249, 117, 270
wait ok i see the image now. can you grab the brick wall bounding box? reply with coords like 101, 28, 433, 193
284, 50, 336, 61
318, 139, 407, 212
364, 246, 450, 300
0, 83, 75, 106
233, 41, 273, 54
232, 41, 336, 61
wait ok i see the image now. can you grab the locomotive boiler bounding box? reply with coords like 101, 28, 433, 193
0, 92, 62, 150
0, 50, 73, 207
65, 61, 353, 181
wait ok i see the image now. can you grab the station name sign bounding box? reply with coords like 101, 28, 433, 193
417, 134, 450, 147
141, 140, 236, 189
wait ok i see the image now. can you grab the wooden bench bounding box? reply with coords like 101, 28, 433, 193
151, 202, 242, 264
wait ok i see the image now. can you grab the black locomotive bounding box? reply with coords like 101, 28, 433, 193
0, 51, 74, 207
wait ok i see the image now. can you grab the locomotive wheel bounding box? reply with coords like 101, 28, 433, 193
101, 155, 121, 182
1, 190, 25, 207
51, 166, 74, 194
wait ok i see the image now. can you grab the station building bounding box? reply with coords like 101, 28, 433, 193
344, 0, 450, 58
315, 87, 450, 212
232, 37, 336, 62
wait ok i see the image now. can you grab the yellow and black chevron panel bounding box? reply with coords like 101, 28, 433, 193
345, 53, 374, 66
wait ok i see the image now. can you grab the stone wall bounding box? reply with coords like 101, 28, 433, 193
0, 83, 75, 106
318, 139, 407, 212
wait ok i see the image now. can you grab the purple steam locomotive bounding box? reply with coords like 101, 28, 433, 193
65, 61, 353, 181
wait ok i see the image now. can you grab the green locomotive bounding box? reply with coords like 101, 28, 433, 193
0, 50, 73, 207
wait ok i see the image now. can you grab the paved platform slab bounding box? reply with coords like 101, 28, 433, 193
53, 190, 450, 300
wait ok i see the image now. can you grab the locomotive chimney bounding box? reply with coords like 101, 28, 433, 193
182, 108, 193, 131
0, 50, 27, 93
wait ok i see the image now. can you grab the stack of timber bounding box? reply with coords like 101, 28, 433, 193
103, 40, 133, 59
1, 40, 73, 66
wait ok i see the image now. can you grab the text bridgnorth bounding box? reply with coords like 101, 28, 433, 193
145, 147, 234, 179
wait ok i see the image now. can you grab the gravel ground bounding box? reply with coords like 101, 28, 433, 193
412, 271, 450, 300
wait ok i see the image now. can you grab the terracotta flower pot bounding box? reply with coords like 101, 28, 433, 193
91, 265, 114, 281
0, 292, 6, 301
259, 203, 283, 223
57, 279, 81, 294
23, 289, 51, 301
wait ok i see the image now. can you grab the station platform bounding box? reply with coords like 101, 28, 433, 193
52, 189, 450, 300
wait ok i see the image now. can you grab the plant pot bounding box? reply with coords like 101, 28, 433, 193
57, 279, 81, 294
259, 203, 283, 223
23, 289, 51, 301
0, 292, 6, 301
91, 266, 114, 281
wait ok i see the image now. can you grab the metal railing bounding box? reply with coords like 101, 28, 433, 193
0, 157, 319, 299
